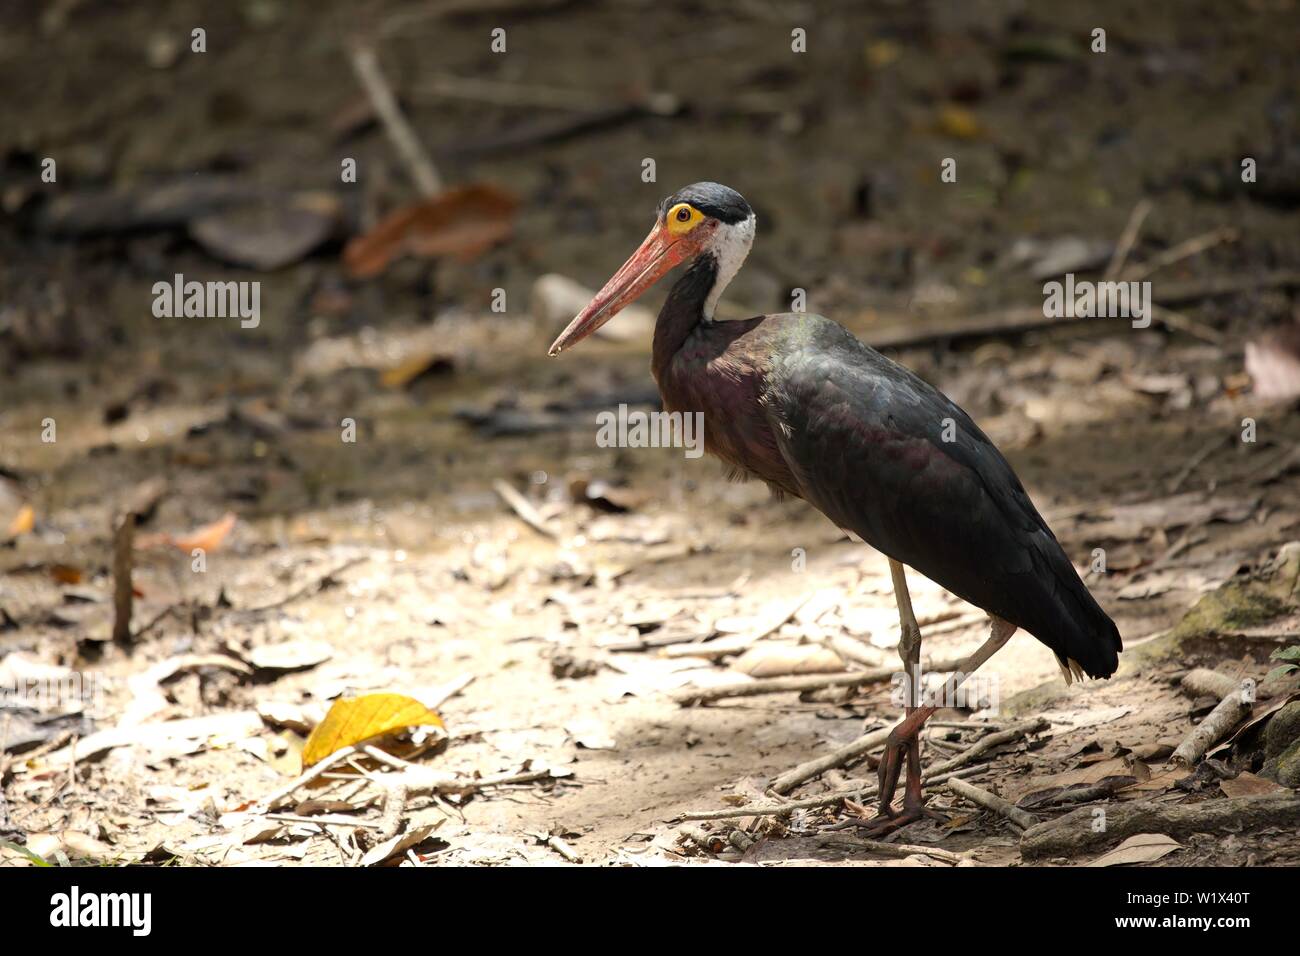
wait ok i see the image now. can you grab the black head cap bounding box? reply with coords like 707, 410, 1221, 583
659, 182, 752, 225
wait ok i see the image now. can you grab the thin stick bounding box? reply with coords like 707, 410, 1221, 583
946, 776, 1039, 830
255, 746, 358, 811
420, 73, 678, 115
923, 718, 1049, 779
812, 834, 966, 865
1104, 199, 1153, 280
662, 594, 813, 659
1171, 677, 1251, 766
672, 656, 967, 706
266, 813, 384, 829
493, 479, 558, 539
928, 720, 1009, 730
1149, 305, 1226, 346
111, 512, 135, 643
348, 44, 442, 196
545, 834, 583, 863
423, 673, 475, 709
677, 765, 987, 821
1168, 433, 1230, 494
770, 727, 891, 795
1122, 227, 1239, 282
865, 271, 1300, 349
240, 557, 367, 614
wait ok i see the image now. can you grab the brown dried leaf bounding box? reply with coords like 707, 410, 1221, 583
343, 183, 517, 278
170, 512, 237, 553
1219, 771, 1284, 798
1087, 833, 1183, 867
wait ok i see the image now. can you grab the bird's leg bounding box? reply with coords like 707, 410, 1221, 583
864, 591, 1018, 835
871, 560, 924, 820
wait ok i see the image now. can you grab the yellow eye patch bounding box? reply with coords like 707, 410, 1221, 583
665, 202, 704, 235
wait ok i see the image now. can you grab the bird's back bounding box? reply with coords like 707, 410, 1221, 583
667, 312, 1121, 679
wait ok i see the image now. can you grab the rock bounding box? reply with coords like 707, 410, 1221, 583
1261, 701, 1300, 788
1262, 738, 1300, 789
1265, 701, 1300, 758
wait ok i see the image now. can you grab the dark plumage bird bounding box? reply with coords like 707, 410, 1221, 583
549, 182, 1121, 831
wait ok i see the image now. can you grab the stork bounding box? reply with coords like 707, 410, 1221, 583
548, 182, 1121, 832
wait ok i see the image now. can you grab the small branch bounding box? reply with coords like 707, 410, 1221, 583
770, 726, 890, 795
255, 746, 358, 811
946, 776, 1039, 830
1104, 198, 1153, 281
672, 656, 967, 706
1180, 667, 1239, 700
266, 813, 384, 829
545, 834, 583, 863
111, 512, 135, 644
240, 557, 367, 614
812, 834, 966, 865
348, 44, 442, 197
1171, 672, 1252, 766
671, 667, 891, 705
865, 271, 1300, 350
493, 479, 558, 540
923, 718, 1049, 780
1149, 305, 1226, 347
1121, 227, 1239, 282
1167, 434, 1231, 493
677, 765, 986, 822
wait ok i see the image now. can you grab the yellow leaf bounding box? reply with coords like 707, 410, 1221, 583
301, 693, 445, 769
6, 504, 34, 537
936, 105, 983, 141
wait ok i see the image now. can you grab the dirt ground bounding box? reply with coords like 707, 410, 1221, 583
2, 1, 1299, 867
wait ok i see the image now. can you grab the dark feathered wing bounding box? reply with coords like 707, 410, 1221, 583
763, 316, 1121, 678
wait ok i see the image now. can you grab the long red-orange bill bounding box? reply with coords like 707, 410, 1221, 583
547, 223, 693, 356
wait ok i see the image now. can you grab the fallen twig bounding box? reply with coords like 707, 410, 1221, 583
812, 834, 967, 865
672, 667, 891, 705
924, 718, 1050, 779
240, 557, 367, 615
662, 595, 812, 660
677, 765, 987, 822
266, 813, 384, 829
1171, 670, 1252, 766
1149, 305, 1226, 346
946, 776, 1039, 830
1121, 227, 1239, 282
770, 726, 890, 795
256, 745, 359, 811
1104, 198, 1153, 281
672, 655, 967, 706
545, 834, 583, 863
493, 479, 558, 539
865, 270, 1300, 350
111, 512, 135, 643
348, 44, 442, 196
1168, 434, 1231, 494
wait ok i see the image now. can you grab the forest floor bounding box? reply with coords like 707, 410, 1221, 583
2, 1, 1299, 867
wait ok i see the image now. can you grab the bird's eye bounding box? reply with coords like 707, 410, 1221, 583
676, 207, 691, 222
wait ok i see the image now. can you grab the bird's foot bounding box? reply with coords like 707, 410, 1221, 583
862, 708, 941, 836
857, 787, 943, 837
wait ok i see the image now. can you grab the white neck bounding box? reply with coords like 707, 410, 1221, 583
703, 213, 756, 320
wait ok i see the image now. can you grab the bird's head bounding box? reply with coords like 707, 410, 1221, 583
548, 182, 755, 356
